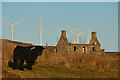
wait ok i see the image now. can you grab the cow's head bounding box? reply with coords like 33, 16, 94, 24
28, 46, 46, 65
30, 46, 46, 55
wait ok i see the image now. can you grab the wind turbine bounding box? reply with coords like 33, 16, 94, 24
79, 37, 82, 44
81, 26, 92, 44
32, 16, 49, 46
66, 26, 83, 44
70, 31, 85, 44
2, 19, 23, 41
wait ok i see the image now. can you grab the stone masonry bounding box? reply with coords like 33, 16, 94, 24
56, 30, 105, 54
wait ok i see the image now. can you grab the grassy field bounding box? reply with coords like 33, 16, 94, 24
2, 58, 118, 78
1, 39, 119, 78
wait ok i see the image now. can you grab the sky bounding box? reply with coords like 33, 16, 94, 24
1, 0, 120, 2
2, 2, 118, 52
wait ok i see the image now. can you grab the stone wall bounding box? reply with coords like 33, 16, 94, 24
56, 30, 69, 54
68, 44, 90, 54
56, 30, 105, 55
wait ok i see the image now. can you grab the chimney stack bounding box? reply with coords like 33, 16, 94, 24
61, 30, 66, 37
92, 32, 97, 39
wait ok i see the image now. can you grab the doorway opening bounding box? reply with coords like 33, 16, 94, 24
83, 47, 85, 54
92, 47, 95, 51
74, 46, 76, 51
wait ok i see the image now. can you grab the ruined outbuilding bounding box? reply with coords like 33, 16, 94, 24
56, 30, 105, 54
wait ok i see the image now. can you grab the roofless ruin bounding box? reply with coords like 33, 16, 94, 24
56, 30, 105, 54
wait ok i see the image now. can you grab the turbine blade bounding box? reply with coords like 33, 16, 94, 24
75, 26, 83, 31
88, 26, 92, 33
13, 19, 24, 25
2, 19, 11, 25
32, 27, 41, 33
81, 34, 87, 36
66, 26, 75, 31
78, 31, 85, 35
70, 31, 77, 35
36, 24, 41, 27
42, 29, 50, 33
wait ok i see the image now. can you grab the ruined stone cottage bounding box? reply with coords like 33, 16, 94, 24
56, 30, 105, 54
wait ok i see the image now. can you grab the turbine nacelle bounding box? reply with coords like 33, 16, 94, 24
66, 25, 83, 44
70, 30, 85, 44
32, 16, 49, 46
2, 19, 23, 41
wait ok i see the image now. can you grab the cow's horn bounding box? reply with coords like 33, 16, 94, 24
43, 46, 47, 48
30, 47, 35, 50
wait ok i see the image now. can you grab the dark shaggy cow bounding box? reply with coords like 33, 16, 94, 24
13, 46, 45, 70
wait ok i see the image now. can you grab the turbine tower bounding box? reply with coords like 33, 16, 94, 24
66, 26, 83, 44
33, 16, 49, 46
79, 37, 82, 44
82, 26, 92, 44
70, 31, 85, 44
2, 19, 23, 41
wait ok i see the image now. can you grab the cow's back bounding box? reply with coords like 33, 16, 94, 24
13, 46, 27, 59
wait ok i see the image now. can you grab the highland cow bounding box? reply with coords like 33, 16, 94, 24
13, 46, 45, 70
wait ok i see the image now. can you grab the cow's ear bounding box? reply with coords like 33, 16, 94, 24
30, 47, 35, 50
